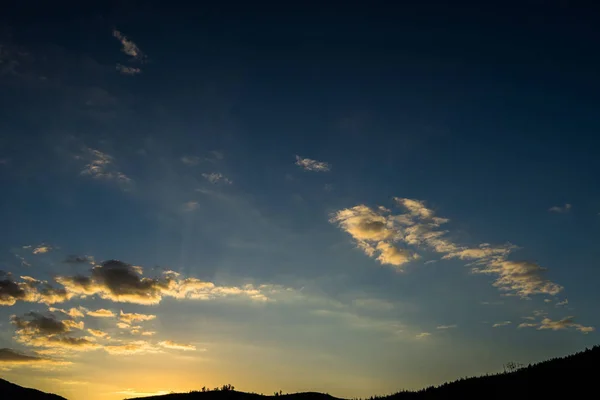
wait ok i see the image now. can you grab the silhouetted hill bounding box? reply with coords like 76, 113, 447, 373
0, 378, 66, 400
127, 390, 340, 400
129, 345, 600, 400
386, 345, 600, 400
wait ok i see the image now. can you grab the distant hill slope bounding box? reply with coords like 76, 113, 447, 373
131, 345, 600, 400
0, 378, 66, 400
386, 345, 600, 400
127, 391, 340, 400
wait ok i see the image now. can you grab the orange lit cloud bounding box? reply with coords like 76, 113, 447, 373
158, 340, 197, 351
332, 198, 564, 297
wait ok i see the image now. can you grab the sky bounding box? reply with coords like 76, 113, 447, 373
1, 1, 600, 399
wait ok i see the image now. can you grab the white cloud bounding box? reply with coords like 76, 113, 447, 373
549, 203, 572, 213
415, 332, 431, 339
295, 155, 330, 172
202, 172, 232, 185
492, 321, 512, 327
331, 198, 564, 297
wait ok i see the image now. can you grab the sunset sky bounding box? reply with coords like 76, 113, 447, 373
1, 2, 599, 400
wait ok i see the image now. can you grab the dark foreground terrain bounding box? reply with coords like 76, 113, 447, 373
0, 377, 66, 399
2, 345, 599, 400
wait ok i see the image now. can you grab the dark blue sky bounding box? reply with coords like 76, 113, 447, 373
1, 2, 599, 399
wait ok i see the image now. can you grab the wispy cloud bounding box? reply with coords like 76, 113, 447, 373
415, 332, 431, 339
549, 203, 572, 213
85, 308, 115, 318
556, 299, 568, 307
295, 155, 331, 172
436, 324, 457, 330
181, 156, 200, 166
64, 255, 94, 265
182, 201, 199, 212
48, 307, 85, 319
202, 172, 232, 185
116, 64, 141, 75
30, 244, 53, 255
181, 151, 223, 166
331, 198, 563, 297
119, 311, 156, 324
158, 340, 197, 351
518, 314, 594, 334
492, 321, 512, 327
112, 29, 145, 61
77, 147, 133, 188
87, 328, 109, 338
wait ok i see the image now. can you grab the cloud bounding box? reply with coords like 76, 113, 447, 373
492, 321, 512, 327
329, 205, 417, 271
556, 299, 568, 307
112, 29, 145, 61
87, 329, 109, 338
436, 324, 457, 330
64, 255, 94, 264
11, 312, 83, 336
78, 147, 132, 187
7, 260, 290, 307
119, 311, 156, 324
0, 348, 70, 368
85, 308, 115, 318
181, 156, 200, 166
518, 322, 539, 328
202, 172, 232, 184
549, 204, 572, 213
55, 260, 175, 305
32, 244, 53, 254
415, 332, 431, 339
182, 201, 199, 212
375, 242, 418, 267
48, 307, 85, 319
518, 316, 595, 334
331, 198, 564, 297
10, 312, 100, 354
117, 322, 131, 329
158, 340, 196, 351
104, 340, 160, 355
295, 155, 330, 172
116, 64, 141, 75
1, 272, 72, 306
